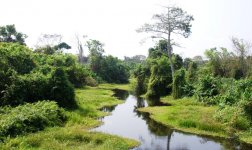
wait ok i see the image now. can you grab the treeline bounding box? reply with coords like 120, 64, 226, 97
0, 24, 130, 140
132, 38, 252, 133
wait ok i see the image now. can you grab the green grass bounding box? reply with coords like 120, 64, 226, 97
139, 96, 252, 144
139, 96, 227, 138
0, 84, 139, 150
0, 127, 138, 150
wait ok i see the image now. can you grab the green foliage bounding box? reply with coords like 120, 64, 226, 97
132, 64, 150, 96
87, 39, 104, 73
204, 46, 251, 79
54, 42, 71, 50
35, 46, 55, 55
173, 54, 183, 70
132, 40, 187, 98
34, 42, 71, 55
195, 75, 220, 104
0, 25, 27, 45
146, 56, 172, 99
214, 106, 250, 131
87, 40, 130, 83
182, 83, 195, 97
0, 101, 65, 139
1, 67, 76, 108
1, 72, 49, 106
0, 69, 16, 100
205, 47, 235, 78
183, 58, 192, 70
66, 64, 89, 88
187, 61, 198, 82
172, 69, 186, 99
99, 56, 130, 83
0, 42, 36, 74
49, 68, 76, 108
33, 53, 92, 88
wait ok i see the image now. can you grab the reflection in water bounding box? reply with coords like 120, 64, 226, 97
100, 105, 116, 112
146, 98, 170, 106
92, 90, 252, 150
112, 89, 129, 100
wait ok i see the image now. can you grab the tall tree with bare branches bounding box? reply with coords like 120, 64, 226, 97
137, 6, 194, 78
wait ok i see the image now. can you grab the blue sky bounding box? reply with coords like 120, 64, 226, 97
1, 0, 252, 59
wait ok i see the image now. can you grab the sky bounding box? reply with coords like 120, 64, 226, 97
1, 0, 252, 59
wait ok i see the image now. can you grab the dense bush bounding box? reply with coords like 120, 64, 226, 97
0, 69, 16, 100
202, 78, 252, 106
0, 43, 36, 74
48, 68, 76, 108
1, 68, 76, 108
98, 56, 130, 83
0, 101, 65, 139
1, 72, 49, 106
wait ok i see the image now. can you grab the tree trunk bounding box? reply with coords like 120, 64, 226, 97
167, 33, 175, 79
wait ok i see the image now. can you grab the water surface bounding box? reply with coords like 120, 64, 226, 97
92, 89, 252, 150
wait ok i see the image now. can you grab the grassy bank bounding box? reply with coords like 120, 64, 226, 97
0, 84, 139, 150
138, 96, 252, 144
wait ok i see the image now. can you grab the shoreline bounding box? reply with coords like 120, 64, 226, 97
138, 96, 252, 146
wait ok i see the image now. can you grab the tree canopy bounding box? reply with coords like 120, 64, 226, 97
0, 25, 27, 45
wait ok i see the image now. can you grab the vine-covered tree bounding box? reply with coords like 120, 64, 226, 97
137, 6, 194, 79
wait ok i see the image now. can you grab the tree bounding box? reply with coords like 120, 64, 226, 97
0, 25, 27, 45
87, 39, 104, 73
231, 37, 251, 77
137, 6, 194, 79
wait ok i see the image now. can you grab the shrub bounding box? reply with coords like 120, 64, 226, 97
0, 101, 65, 138
214, 106, 250, 131
182, 83, 195, 97
85, 77, 98, 87
195, 75, 220, 104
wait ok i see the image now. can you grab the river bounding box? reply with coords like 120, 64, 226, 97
92, 89, 252, 150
